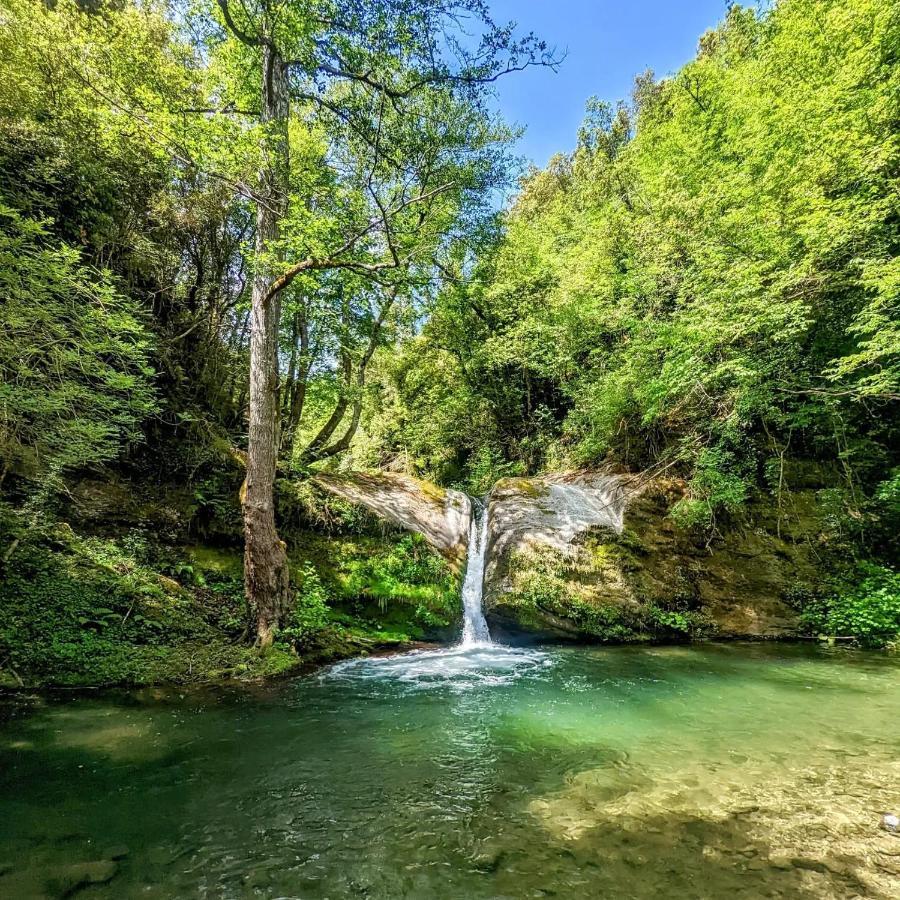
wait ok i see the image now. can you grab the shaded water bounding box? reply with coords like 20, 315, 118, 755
1, 643, 899, 898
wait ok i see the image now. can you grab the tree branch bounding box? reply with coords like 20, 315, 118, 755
262, 181, 456, 303
216, 0, 266, 48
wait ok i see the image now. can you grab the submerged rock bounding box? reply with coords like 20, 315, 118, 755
44, 860, 118, 897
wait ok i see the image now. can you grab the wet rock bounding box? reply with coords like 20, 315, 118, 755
486, 474, 627, 565
481, 468, 832, 642
314, 472, 471, 570
482, 472, 634, 641
45, 860, 117, 897
790, 856, 828, 873
880, 813, 898, 834
471, 849, 505, 873
102, 845, 129, 860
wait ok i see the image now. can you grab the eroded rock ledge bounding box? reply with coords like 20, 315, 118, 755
312, 466, 835, 643
314, 472, 471, 570
483, 470, 829, 643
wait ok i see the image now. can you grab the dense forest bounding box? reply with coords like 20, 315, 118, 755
0, 0, 898, 687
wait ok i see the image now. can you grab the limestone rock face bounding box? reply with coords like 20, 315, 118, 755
487, 474, 628, 562
314, 472, 471, 570
483, 471, 829, 642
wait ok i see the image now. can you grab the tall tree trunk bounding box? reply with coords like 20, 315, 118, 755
243, 40, 292, 648
284, 309, 309, 455
282, 311, 300, 421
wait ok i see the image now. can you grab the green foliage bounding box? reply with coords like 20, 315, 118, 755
645, 605, 713, 639
280, 562, 330, 647
670, 446, 749, 529
276, 478, 378, 535
799, 564, 900, 648
463, 446, 526, 497
2, 0, 899, 683
0, 205, 156, 482
369, 0, 899, 539
335, 533, 459, 630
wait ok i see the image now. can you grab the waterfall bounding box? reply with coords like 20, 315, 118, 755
460, 501, 491, 647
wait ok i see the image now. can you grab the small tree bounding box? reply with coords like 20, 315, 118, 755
0, 204, 156, 537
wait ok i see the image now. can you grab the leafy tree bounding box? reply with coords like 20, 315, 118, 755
0, 206, 156, 485
203, 0, 555, 645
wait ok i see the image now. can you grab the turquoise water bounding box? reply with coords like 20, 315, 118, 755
1, 642, 898, 898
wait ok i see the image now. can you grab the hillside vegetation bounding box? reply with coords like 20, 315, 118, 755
0, 0, 898, 685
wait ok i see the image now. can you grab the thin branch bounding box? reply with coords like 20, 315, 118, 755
263, 181, 456, 303
216, 0, 266, 48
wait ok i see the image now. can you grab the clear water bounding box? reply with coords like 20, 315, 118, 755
460, 505, 491, 647
2, 643, 899, 899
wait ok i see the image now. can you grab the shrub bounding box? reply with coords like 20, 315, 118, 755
280, 562, 330, 647
800, 563, 900, 648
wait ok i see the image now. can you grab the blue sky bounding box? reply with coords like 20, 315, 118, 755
487, 0, 732, 168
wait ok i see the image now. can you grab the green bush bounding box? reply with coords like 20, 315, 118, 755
670, 446, 749, 530
280, 562, 330, 648
645, 605, 713, 640
800, 564, 900, 648
337, 533, 458, 625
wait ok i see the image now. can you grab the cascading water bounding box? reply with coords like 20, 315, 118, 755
460, 502, 491, 646
326, 497, 548, 689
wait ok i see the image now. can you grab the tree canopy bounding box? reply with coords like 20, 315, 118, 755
368, 0, 899, 531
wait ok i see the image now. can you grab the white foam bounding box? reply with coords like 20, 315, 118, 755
324, 644, 551, 692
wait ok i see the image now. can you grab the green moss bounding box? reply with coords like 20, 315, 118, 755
0, 513, 274, 686
409, 475, 447, 505
493, 477, 548, 500
0, 501, 457, 688
185, 544, 244, 579
497, 543, 713, 643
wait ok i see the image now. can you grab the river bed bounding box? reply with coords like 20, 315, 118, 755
1, 642, 898, 898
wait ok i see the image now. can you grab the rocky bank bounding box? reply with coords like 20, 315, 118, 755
325, 466, 837, 643
481, 469, 833, 642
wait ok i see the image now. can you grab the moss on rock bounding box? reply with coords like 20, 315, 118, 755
0, 492, 459, 688
484, 471, 838, 643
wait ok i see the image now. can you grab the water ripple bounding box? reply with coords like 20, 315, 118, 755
323, 643, 552, 692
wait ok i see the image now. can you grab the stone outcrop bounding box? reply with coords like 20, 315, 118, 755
483, 470, 832, 642
312, 465, 837, 643
314, 472, 471, 570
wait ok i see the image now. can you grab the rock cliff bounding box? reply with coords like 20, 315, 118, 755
314, 472, 471, 570
483, 471, 829, 642
311, 467, 834, 643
